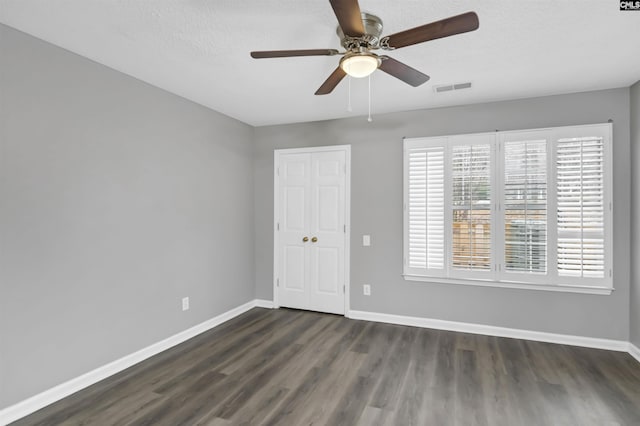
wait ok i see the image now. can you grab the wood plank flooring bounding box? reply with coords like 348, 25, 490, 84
12, 308, 640, 425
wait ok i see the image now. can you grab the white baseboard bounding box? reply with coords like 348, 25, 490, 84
629, 343, 640, 363
0, 299, 264, 426
347, 309, 630, 352
254, 299, 275, 309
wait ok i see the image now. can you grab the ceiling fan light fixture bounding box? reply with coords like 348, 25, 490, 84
250, 2, 479, 95
340, 53, 380, 78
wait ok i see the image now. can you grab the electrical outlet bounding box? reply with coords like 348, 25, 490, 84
363, 284, 371, 296
182, 297, 189, 311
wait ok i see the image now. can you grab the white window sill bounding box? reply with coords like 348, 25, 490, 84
402, 274, 614, 295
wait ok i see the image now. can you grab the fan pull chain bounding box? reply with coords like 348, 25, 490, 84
367, 74, 373, 122
347, 75, 352, 112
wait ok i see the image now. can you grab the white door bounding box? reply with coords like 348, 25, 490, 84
275, 146, 349, 315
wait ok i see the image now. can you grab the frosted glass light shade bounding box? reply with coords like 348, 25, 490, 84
340, 54, 380, 78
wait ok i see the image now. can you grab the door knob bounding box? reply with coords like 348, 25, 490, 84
311, 237, 318, 243
302, 237, 309, 242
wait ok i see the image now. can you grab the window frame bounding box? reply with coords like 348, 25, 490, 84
403, 123, 613, 295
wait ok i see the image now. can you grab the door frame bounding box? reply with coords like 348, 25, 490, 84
273, 145, 351, 315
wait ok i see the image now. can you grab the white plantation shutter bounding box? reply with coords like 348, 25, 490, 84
403, 123, 611, 293
503, 139, 547, 273
556, 136, 605, 278
451, 144, 492, 271
406, 144, 445, 273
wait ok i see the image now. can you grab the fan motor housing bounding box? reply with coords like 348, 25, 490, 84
337, 12, 383, 50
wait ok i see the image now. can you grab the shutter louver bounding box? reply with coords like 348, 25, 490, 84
451, 145, 491, 270
556, 136, 605, 278
504, 140, 547, 273
407, 147, 444, 270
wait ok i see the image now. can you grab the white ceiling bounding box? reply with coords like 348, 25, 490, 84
1, 1, 639, 127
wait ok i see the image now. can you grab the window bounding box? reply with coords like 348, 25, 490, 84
450, 137, 492, 278
403, 123, 612, 294
503, 138, 547, 274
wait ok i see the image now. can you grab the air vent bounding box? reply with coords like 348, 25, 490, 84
434, 82, 472, 93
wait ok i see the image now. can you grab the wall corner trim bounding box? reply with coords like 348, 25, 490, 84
629, 343, 640, 364
0, 299, 266, 426
254, 299, 275, 309
347, 309, 632, 353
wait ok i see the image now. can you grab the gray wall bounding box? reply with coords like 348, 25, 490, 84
0, 24, 255, 409
631, 80, 640, 348
254, 88, 631, 342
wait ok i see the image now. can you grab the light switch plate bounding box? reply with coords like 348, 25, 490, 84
363, 235, 371, 246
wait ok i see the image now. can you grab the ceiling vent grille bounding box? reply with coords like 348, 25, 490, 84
434, 82, 472, 93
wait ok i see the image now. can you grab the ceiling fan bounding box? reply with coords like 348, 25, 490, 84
250, 0, 479, 95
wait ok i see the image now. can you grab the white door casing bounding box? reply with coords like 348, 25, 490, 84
274, 146, 350, 315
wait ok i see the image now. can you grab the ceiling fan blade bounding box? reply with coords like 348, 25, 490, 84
383, 11, 479, 49
329, 0, 364, 37
251, 49, 340, 59
379, 56, 430, 87
315, 67, 347, 95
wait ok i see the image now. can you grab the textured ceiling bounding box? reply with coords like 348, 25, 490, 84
1, 1, 639, 126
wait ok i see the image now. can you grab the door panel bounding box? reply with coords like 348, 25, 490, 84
284, 187, 306, 231
278, 154, 311, 310
276, 148, 347, 315
318, 186, 340, 232
308, 151, 345, 314
315, 247, 339, 294
284, 159, 307, 177
283, 246, 305, 290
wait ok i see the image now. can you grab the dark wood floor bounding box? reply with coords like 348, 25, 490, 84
13, 308, 640, 426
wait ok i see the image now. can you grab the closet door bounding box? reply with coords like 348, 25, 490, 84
275, 147, 348, 315
277, 153, 311, 310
